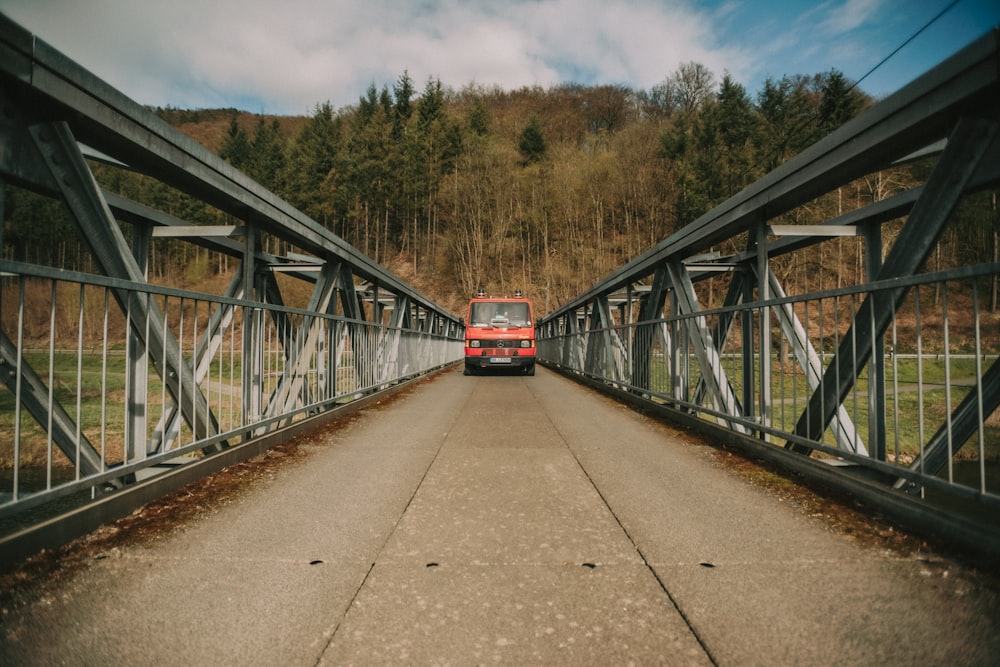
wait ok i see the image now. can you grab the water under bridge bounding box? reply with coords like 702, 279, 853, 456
1, 14, 999, 665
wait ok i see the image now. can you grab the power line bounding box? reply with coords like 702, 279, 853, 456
850, 0, 963, 93
765, 0, 964, 170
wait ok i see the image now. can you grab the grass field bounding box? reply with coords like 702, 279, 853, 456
1, 347, 995, 499
0, 350, 361, 477
644, 354, 997, 463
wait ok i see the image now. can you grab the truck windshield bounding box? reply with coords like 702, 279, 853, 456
470, 302, 531, 327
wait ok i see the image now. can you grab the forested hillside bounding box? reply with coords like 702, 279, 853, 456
4, 63, 997, 315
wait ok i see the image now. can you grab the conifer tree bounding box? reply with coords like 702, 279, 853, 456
393, 71, 415, 139
468, 98, 490, 136
714, 73, 757, 196
519, 117, 547, 164
219, 116, 251, 169
249, 117, 286, 192
284, 102, 343, 230
819, 69, 864, 134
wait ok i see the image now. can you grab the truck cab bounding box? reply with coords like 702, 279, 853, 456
464, 290, 536, 375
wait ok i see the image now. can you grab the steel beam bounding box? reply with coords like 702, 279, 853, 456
540, 29, 1000, 322
265, 262, 342, 424
741, 258, 755, 420
762, 268, 865, 454
756, 223, 772, 438
149, 270, 245, 454
532, 28, 1000, 540
0, 15, 464, 535
0, 329, 106, 479
6, 22, 425, 308
864, 222, 887, 460
125, 222, 152, 460
241, 227, 263, 428
792, 117, 999, 449
0, 14, 457, 329
583, 296, 627, 383
380, 294, 410, 383
768, 225, 860, 237
632, 267, 669, 392
28, 121, 224, 451
665, 261, 747, 434
560, 310, 584, 371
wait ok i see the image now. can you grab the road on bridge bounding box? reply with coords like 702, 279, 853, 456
2, 366, 998, 665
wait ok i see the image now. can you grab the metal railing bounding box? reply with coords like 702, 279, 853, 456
537, 28, 1000, 542
0, 12, 464, 555
538, 264, 999, 511
0, 261, 461, 520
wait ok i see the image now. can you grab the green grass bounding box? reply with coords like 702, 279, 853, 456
640, 354, 997, 462
3, 348, 995, 481
0, 349, 364, 475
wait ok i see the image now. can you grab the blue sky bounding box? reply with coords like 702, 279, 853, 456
1, 0, 998, 115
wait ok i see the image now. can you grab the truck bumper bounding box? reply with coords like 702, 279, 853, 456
464, 352, 536, 373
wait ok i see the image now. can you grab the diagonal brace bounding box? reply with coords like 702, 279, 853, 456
665, 261, 748, 434
793, 117, 999, 449
0, 330, 106, 478
28, 121, 222, 451
762, 268, 865, 454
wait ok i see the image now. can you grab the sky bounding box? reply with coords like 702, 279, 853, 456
1, 0, 999, 116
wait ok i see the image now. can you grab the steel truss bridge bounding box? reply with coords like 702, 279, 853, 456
537, 28, 1000, 553
0, 14, 998, 564
0, 15, 463, 564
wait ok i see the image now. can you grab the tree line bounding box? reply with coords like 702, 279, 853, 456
4, 64, 997, 314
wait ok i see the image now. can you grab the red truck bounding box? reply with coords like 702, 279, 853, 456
463, 290, 536, 375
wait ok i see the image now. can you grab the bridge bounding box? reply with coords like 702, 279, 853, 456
1, 13, 999, 664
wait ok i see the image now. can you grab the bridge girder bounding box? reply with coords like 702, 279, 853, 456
0, 13, 462, 523
538, 28, 1000, 517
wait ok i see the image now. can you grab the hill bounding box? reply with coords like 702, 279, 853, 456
6, 65, 996, 318
142, 66, 872, 315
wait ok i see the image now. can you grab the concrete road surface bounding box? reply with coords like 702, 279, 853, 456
2, 366, 998, 665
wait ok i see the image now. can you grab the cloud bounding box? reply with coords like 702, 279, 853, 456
528, 0, 746, 86
2, 0, 751, 113
821, 0, 885, 34
7, 0, 991, 113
